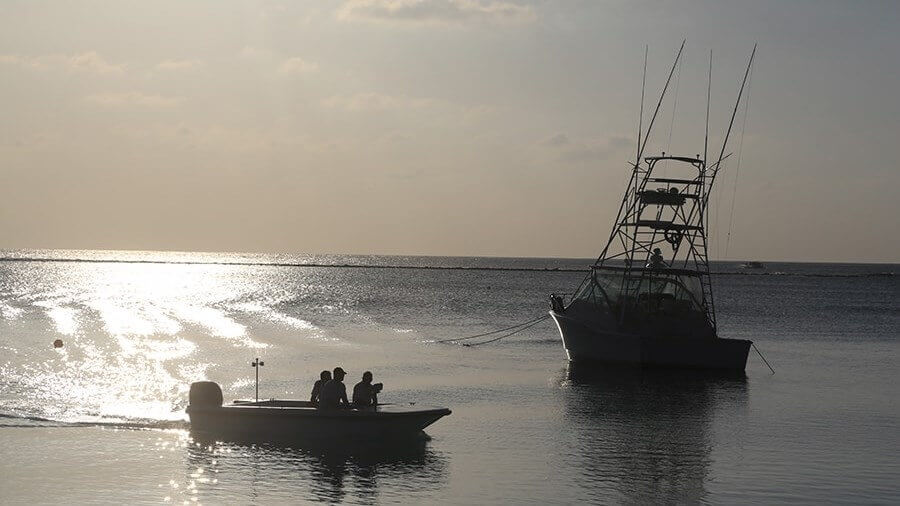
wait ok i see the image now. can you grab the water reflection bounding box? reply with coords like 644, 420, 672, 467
187, 433, 447, 504
559, 364, 748, 504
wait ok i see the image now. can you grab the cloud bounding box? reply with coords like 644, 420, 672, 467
237, 46, 267, 59
0, 51, 125, 74
540, 134, 633, 163
237, 48, 319, 76
336, 0, 536, 25
67, 51, 126, 74
0, 54, 48, 70
541, 133, 569, 147
321, 93, 439, 111
155, 59, 201, 71
85, 92, 183, 107
278, 57, 318, 75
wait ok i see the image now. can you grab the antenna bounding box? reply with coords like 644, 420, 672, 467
251, 357, 265, 402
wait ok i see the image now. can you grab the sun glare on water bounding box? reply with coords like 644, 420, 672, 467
0, 256, 295, 424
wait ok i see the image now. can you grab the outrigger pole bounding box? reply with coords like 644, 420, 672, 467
704, 50, 712, 169
669, 46, 757, 269
635, 45, 648, 171
638, 40, 686, 158
703, 50, 713, 234
711, 44, 757, 180
594, 40, 686, 266
695, 43, 755, 247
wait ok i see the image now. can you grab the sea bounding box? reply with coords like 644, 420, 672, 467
0, 249, 897, 505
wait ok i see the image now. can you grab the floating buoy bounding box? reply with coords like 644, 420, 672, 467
53, 339, 64, 348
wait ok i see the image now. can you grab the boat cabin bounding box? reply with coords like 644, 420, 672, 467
566, 265, 715, 339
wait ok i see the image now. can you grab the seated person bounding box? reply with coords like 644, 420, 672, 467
309, 370, 331, 405
318, 367, 349, 409
352, 371, 383, 408
647, 248, 667, 269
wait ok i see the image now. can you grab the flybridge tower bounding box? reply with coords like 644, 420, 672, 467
586, 42, 754, 335
548, 42, 756, 371
596, 153, 720, 330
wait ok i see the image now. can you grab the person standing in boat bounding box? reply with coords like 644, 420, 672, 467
352, 371, 382, 408
309, 370, 331, 406
648, 248, 668, 269
318, 366, 350, 409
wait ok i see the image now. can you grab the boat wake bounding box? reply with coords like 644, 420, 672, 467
0, 411, 188, 431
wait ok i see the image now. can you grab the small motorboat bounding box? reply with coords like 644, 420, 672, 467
186, 381, 451, 440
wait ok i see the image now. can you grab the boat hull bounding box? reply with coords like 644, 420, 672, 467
186, 403, 451, 440
550, 310, 751, 371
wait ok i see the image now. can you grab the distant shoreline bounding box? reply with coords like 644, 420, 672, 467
1, 248, 897, 266
0, 255, 892, 277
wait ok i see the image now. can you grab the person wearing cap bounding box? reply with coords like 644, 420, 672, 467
318, 366, 349, 409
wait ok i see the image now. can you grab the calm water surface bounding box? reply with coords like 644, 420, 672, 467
1, 250, 897, 504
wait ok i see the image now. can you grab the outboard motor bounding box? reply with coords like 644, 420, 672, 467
189, 381, 223, 408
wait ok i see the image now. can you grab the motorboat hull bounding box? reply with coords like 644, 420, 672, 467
550, 310, 751, 371
187, 401, 451, 440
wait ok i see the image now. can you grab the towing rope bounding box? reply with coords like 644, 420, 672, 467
752, 342, 775, 374
434, 314, 550, 345
461, 315, 551, 347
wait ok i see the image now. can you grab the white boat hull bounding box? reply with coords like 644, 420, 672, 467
550, 310, 751, 371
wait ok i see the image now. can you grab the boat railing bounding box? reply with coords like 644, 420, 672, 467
639, 189, 691, 206
588, 265, 708, 313
591, 264, 704, 278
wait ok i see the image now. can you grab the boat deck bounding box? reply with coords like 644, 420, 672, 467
227, 399, 449, 416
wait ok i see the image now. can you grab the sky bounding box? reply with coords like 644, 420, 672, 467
1, 0, 898, 263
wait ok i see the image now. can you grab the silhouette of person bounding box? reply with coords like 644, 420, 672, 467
310, 370, 331, 405
318, 367, 349, 409
352, 371, 380, 408
648, 248, 667, 269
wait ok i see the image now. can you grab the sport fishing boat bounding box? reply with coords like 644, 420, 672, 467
186, 381, 451, 440
549, 43, 755, 371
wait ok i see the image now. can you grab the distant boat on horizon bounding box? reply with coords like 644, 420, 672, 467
548, 43, 756, 372
740, 261, 765, 269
